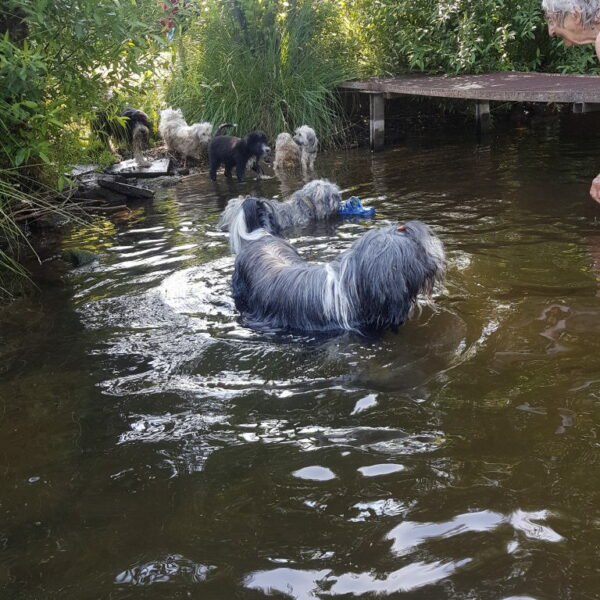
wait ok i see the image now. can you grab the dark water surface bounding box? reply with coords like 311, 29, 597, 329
3, 115, 600, 599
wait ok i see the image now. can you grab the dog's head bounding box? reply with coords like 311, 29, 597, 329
244, 130, 271, 159
242, 197, 281, 236
228, 196, 282, 254
293, 125, 318, 151
341, 222, 445, 330
190, 122, 213, 145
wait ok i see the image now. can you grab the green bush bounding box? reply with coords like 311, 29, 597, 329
0, 0, 166, 184
165, 0, 359, 147
350, 0, 600, 76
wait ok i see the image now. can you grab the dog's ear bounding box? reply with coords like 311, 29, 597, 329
242, 197, 265, 233
241, 197, 282, 236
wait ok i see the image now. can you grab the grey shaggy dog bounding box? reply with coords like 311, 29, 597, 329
293, 125, 318, 174
218, 179, 341, 247
230, 196, 446, 334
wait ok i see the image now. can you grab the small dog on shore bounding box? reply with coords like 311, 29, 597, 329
293, 125, 318, 174
273, 132, 302, 177
229, 196, 445, 334
218, 179, 341, 243
208, 130, 271, 182
93, 107, 152, 167
158, 107, 215, 165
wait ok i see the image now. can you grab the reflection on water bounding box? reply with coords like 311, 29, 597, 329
2, 115, 600, 598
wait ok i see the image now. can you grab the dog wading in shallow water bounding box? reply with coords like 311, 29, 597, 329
208, 130, 271, 182
293, 125, 318, 175
274, 132, 302, 177
229, 197, 446, 334
93, 107, 152, 167
218, 179, 342, 241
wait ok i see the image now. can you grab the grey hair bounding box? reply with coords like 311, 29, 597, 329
231, 200, 446, 334
542, 0, 600, 28
218, 179, 342, 246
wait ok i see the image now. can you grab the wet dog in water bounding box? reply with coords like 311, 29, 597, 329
293, 125, 318, 174
228, 196, 445, 334
218, 179, 342, 243
273, 132, 302, 177
208, 130, 271, 182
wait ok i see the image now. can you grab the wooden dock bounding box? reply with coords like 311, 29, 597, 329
340, 71, 600, 150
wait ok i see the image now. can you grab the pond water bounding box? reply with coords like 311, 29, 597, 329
3, 114, 600, 599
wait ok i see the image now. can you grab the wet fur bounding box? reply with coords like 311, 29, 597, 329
230, 197, 446, 334
293, 125, 318, 174
274, 132, 302, 176
218, 179, 342, 245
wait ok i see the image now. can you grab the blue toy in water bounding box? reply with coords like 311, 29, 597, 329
339, 196, 376, 218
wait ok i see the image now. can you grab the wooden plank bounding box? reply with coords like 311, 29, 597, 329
340, 72, 600, 104
98, 177, 154, 199
106, 158, 173, 179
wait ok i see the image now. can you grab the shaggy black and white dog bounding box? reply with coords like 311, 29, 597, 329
218, 179, 341, 243
93, 107, 152, 167
208, 130, 271, 182
230, 197, 445, 334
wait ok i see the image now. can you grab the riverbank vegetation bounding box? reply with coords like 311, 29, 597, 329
1, 0, 599, 295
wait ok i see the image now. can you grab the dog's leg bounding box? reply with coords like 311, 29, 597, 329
236, 162, 246, 182
209, 158, 219, 181
301, 151, 309, 176
250, 159, 263, 179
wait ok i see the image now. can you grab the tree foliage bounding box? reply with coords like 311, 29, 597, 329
0, 0, 165, 183
350, 0, 600, 76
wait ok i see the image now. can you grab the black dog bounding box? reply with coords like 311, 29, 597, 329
93, 107, 152, 167
208, 130, 270, 182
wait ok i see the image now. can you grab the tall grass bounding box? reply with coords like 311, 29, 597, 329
166, 0, 359, 147
0, 169, 85, 298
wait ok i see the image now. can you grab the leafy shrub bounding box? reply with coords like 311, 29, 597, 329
0, 0, 166, 183
350, 0, 600, 76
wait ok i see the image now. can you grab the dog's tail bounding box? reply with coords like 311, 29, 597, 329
226, 196, 281, 254
214, 122, 236, 137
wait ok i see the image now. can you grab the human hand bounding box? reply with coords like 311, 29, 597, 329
590, 173, 600, 204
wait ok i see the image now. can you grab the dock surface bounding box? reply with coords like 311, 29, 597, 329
340, 71, 600, 104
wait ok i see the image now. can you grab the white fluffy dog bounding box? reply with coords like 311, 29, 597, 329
293, 125, 318, 174
273, 132, 302, 176
159, 107, 213, 164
